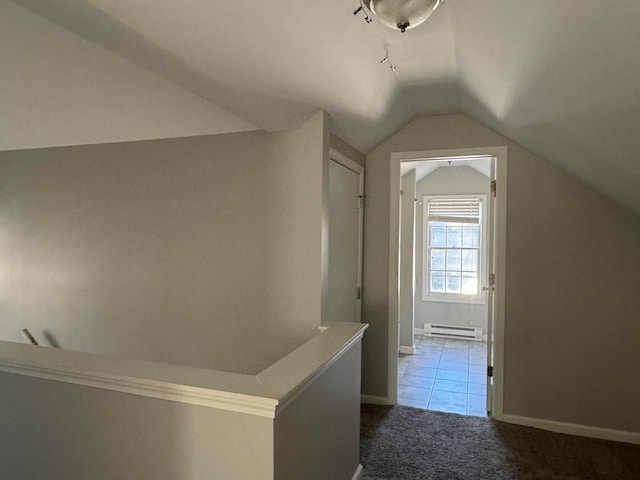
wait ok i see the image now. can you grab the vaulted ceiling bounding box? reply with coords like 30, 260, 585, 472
6, 0, 640, 214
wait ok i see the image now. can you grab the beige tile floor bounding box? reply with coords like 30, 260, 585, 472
398, 335, 488, 417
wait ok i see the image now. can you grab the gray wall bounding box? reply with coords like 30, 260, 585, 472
0, 372, 274, 480
362, 113, 640, 433
414, 166, 490, 330
274, 342, 362, 480
0, 112, 327, 374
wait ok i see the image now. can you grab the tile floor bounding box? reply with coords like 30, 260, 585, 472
398, 335, 488, 417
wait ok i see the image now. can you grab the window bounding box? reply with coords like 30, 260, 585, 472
422, 195, 485, 303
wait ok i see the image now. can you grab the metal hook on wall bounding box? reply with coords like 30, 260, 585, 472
380, 55, 397, 72
353, 1, 372, 23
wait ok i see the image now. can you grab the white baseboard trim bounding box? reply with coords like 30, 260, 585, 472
350, 464, 363, 480
497, 413, 640, 445
414, 328, 424, 336
399, 345, 415, 354
361, 394, 393, 405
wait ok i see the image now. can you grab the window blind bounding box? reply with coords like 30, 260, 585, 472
427, 198, 481, 224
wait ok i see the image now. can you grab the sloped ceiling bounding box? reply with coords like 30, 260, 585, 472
6, 0, 640, 214
451, 1, 640, 216
0, 0, 256, 151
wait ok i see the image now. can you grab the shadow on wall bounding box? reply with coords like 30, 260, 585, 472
42, 329, 62, 348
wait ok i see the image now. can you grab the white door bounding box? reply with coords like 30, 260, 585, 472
327, 156, 363, 323
484, 161, 497, 414
399, 171, 416, 351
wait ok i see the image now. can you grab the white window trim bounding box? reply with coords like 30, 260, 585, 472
421, 194, 488, 305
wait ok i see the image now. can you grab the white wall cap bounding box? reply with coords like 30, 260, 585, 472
0, 321, 367, 419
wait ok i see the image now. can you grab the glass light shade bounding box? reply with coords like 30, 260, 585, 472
366, 0, 440, 32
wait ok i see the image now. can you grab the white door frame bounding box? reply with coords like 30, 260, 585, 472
388, 146, 507, 419
330, 148, 365, 323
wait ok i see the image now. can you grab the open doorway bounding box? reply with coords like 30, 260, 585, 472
388, 147, 507, 418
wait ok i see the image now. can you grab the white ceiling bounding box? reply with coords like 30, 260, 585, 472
8, 0, 640, 214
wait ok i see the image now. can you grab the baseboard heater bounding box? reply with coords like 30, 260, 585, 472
424, 323, 483, 341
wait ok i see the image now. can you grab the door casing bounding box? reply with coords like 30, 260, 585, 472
387, 146, 508, 419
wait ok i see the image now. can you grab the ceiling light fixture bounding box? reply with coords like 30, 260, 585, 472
363, 0, 441, 33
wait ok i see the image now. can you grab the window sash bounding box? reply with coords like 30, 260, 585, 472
428, 245, 480, 295
423, 195, 484, 300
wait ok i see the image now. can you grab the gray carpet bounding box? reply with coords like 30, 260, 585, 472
360, 404, 640, 480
